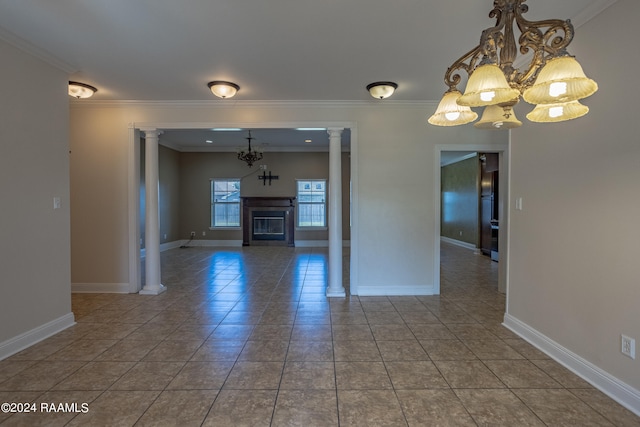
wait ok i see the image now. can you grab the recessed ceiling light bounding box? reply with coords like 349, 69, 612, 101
206, 140, 213, 144
305, 139, 312, 143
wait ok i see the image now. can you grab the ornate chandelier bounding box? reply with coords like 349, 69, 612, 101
428, 0, 598, 129
237, 130, 263, 167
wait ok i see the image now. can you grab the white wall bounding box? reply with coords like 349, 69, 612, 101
69, 102, 506, 295
0, 39, 74, 357
506, 0, 640, 411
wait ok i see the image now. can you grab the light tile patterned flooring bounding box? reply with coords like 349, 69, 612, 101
0, 243, 638, 426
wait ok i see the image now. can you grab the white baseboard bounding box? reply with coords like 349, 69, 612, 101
141, 240, 185, 257
184, 239, 243, 247
355, 285, 437, 296
71, 282, 131, 293
140, 239, 352, 250
440, 236, 477, 250
295, 240, 350, 247
503, 313, 640, 417
0, 312, 76, 361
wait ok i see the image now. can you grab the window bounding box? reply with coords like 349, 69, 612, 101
297, 179, 326, 227
211, 179, 240, 227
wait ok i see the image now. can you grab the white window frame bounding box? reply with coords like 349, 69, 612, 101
296, 179, 327, 229
211, 178, 241, 229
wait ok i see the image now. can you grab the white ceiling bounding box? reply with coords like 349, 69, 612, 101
0, 0, 612, 149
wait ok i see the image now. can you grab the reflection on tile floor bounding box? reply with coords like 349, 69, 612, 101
1, 243, 638, 426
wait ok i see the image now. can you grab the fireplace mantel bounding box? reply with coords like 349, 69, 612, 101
242, 197, 295, 246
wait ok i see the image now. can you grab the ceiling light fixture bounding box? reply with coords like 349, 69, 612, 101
208, 81, 240, 99
367, 81, 398, 99
68, 81, 97, 99
237, 130, 263, 167
428, 0, 598, 129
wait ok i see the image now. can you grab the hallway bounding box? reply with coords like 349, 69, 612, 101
0, 243, 638, 425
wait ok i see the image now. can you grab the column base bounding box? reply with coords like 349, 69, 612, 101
139, 284, 167, 295
326, 287, 346, 298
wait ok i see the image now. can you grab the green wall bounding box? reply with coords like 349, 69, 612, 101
441, 155, 479, 246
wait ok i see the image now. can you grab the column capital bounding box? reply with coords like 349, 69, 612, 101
141, 129, 164, 139
327, 128, 344, 138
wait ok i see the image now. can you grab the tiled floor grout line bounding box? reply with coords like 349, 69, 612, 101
0, 245, 637, 425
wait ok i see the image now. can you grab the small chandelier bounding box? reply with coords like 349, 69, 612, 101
68, 81, 97, 99
429, 0, 598, 129
237, 130, 263, 167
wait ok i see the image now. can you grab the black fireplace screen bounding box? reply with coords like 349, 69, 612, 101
252, 211, 286, 240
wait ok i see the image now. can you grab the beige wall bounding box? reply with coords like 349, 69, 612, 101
0, 39, 72, 348
177, 151, 350, 242
158, 144, 181, 244
508, 0, 640, 394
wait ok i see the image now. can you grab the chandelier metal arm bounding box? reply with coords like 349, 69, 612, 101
514, 14, 574, 87
444, 45, 484, 90
443, 0, 576, 93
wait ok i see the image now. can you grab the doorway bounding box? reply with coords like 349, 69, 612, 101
128, 122, 357, 295
435, 144, 509, 296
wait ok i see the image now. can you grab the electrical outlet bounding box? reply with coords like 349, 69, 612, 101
190, 231, 195, 238
202, 231, 206, 236
621, 335, 636, 359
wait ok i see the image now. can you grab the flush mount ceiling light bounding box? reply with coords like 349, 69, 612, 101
208, 81, 240, 99
428, 0, 598, 129
367, 81, 398, 99
237, 130, 263, 167
68, 81, 97, 99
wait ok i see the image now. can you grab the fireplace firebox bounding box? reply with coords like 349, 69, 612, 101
242, 197, 295, 246
252, 211, 285, 241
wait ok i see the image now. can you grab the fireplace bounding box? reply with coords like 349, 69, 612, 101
242, 197, 295, 246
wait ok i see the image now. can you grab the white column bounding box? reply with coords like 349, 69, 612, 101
140, 129, 166, 295
327, 128, 345, 297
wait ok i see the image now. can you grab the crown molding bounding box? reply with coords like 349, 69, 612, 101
69, 99, 439, 109
570, 0, 618, 28
512, 0, 618, 70
0, 26, 77, 74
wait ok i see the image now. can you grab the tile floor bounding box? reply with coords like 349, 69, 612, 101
0, 243, 638, 426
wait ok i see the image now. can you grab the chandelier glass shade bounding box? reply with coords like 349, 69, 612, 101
428, 89, 478, 126
474, 104, 522, 129
237, 130, 263, 167
428, 0, 598, 129
526, 100, 589, 123
522, 56, 598, 104
457, 64, 520, 107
